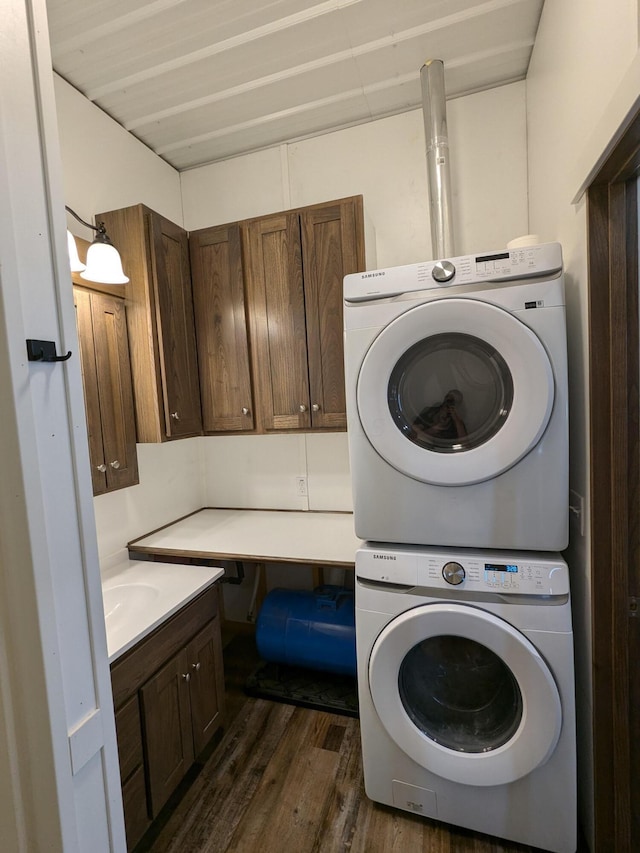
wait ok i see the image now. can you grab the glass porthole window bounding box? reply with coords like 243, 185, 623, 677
398, 635, 523, 753
387, 333, 514, 453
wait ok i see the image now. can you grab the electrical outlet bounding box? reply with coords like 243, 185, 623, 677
296, 476, 308, 496
569, 490, 584, 536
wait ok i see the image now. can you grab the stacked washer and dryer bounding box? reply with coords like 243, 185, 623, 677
344, 243, 576, 853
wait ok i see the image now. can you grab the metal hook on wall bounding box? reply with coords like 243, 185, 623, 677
26, 339, 72, 363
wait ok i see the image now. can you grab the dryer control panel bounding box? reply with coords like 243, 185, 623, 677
356, 545, 569, 596
344, 242, 563, 303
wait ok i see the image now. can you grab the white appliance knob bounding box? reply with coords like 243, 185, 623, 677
442, 561, 465, 585
432, 260, 456, 283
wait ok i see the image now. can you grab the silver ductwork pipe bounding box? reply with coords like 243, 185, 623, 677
420, 59, 454, 259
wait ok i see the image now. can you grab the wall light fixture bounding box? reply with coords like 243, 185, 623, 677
65, 206, 129, 284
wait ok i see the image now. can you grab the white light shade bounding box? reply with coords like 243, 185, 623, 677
67, 230, 85, 272
80, 242, 129, 284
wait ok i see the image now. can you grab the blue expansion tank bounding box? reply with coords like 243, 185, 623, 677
256, 585, 356, 677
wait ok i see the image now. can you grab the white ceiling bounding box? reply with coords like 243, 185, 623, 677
47, 0, 544, 171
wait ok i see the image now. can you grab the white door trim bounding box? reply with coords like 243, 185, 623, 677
0, 1, 125, 849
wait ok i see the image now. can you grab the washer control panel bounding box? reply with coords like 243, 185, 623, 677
344, 242, 563, 303
356, 546, 569, 596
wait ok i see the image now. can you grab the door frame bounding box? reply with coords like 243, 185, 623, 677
587, 109, 640, 850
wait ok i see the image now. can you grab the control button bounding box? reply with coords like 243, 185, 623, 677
432, 260, 456, 283
442, 561, 465, 585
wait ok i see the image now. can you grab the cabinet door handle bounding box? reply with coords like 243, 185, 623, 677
170, 411, 180, 420
191, 662, 201, 672
110, 460, 120, 470
96, 464, 107, 473
241, 407, 250, 416
182, 672, 191, 682
299, 404, 308, 413
312, 403, 321, 412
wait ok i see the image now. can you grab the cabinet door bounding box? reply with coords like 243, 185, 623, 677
190, 223, 254, 432
91, 292, 139, 489
74, 288, 138, 494
186, 618, 225, 756
74, 288, 108, 495
301, 197, 364, 430
147, 212, 203, 439
141, 648, 194, 816
244, 212, 311, 430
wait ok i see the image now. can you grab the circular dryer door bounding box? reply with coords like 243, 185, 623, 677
357, 298, 554, 485
368, 602, 562, 787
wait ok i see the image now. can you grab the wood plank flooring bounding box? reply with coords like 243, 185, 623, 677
139, 633, 554, 853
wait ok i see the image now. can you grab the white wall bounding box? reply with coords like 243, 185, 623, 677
54, 77, 206, 561
55, 75, 183, 234
526, 0, 639, 845
182, 81, 529, 264
183, 81, 529, 518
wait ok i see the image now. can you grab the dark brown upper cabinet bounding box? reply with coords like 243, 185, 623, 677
242, 195, 365, 433
74, 286, 138, 495
189, 196, 365, 435
96, 204, 203, 442
189, 222, 255, 432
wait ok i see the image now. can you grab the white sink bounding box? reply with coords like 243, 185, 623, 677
103, 583, 160, 629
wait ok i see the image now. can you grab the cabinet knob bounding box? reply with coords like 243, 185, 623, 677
110, 460, 120, 470
182, 672, 191, 682
299, 404, 308, 413
312, 403, 321, 412
241, 407, 250, 416
96, 463, 107, 473
191, 662, 201, 672
170, 412, 180, 420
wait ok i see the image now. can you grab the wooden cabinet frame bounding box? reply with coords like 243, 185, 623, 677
97, 204, 203, 442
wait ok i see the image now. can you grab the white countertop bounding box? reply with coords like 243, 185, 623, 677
128, 508, 362, 566
102, 555, 224, 663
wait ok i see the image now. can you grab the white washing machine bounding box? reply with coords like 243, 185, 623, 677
356, 542, 576, 853
344, 242, 568, 551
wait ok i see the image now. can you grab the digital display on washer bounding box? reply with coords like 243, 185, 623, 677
475, 251, 510, 263
484, 563, 518, 573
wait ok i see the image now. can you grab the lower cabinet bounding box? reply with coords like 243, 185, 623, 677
111, 586, 225, 850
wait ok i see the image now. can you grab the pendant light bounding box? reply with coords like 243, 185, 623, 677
65, 205, 129, 284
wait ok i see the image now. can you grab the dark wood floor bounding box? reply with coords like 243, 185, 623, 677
140, 632, 550, 853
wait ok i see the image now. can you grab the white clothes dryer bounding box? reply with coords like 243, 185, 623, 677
356, 542, 576, 853
344, 243, 568, 551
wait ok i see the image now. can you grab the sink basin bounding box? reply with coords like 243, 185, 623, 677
103, 583, 160, 629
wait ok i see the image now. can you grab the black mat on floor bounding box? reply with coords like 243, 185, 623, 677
245, 660, 359, 718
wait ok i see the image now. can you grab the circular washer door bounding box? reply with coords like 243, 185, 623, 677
357, 298, 554, 485
368, 603, 562, 787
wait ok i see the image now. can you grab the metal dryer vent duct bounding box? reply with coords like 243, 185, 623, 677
420, 59, 455, 259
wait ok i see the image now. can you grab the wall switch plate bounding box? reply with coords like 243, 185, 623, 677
569, 489, 584, 536
296, 476, 308, 496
